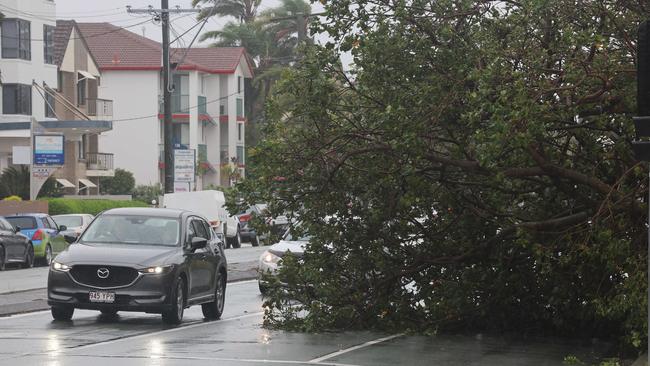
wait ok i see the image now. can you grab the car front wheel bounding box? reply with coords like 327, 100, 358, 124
51, 306, 74, 321
162, 277, 185, 324
202, 273, 226, 319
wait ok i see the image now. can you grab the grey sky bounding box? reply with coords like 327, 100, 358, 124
54, 0, 325, 47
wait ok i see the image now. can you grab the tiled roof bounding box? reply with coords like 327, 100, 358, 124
75, 22, 252, 75
53, 20, 74, 66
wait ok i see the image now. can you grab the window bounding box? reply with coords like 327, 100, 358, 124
43, 25, 55, 64
41, 218, 52, 229
45, 91, 56, 118
192, 218, 209, 239
238, 123, 243, 141
78, 134, 87, 160
77, 78, 86, 106
219, 104, 225, 115
2, 84, 32, 115
236, 146, 245, 165
1, 19, 31, 60
47, 217, 58, 230
237, 76, 242, 93
236, 98, 243, 118
186, 219, 196, 243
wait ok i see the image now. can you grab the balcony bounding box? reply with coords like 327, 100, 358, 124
87, 99, 113, 120
85, 153, 114, 177
158, 95, 209, 115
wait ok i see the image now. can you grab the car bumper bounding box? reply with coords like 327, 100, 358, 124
47, 269, 176, 313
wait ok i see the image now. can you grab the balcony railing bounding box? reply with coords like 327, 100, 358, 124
198, 96, 207, 115
86, 153, 113, 171
159, 94, 189, 114
87, 98, 113, 120
158, 95, 209, 115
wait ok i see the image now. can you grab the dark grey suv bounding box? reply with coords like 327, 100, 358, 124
47, 207, 227, 324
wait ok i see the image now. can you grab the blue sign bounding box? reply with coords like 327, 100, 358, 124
33, 135, 64, 165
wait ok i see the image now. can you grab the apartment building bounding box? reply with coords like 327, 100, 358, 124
0, 0, 114, 196
76, 23, 253, 188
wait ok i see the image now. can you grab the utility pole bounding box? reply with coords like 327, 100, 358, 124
127, 4, 199, 193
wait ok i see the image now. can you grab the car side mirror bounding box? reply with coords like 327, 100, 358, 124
59, 225, 67, 232
14, 226, 20, 233
190, 237, 207, 251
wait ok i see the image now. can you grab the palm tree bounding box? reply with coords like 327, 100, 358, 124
192, 0, 262, 24
197, 0, 312, 145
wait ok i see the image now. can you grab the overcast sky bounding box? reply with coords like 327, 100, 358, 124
55, 0, 325, 47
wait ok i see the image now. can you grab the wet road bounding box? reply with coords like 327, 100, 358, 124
0, 280, 606, 366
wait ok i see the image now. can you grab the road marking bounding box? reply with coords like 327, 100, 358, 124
0, 310, 49, 320
67, 354, 360, 366
308, 333, 404, 363
67, 311, 265, 352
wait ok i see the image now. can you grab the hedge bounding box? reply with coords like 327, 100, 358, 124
44, 198, 148, 216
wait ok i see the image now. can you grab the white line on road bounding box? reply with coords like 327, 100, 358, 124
308, 333, 404, 363
67, 354, 361, 366
67, 311, 265, 352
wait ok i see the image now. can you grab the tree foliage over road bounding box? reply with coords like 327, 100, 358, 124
238, 0, 648, 353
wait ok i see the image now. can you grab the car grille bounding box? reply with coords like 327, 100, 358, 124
70, 265, 139, 288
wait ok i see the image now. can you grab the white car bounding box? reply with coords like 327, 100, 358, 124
258, 230, 309, 294
162, 190, 241, 248
52, 214, 94, 238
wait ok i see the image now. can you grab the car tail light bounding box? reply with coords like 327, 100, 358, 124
32, 229, 43, 241
239, 214, 251, 222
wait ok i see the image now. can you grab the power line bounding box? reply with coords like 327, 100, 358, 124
111, 90, 242, 123
0, 17, 179, 42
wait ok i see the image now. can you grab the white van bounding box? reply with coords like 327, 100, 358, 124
162, 190, 242, 248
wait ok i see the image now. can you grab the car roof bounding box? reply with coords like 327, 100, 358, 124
52, 214, 89, 217
101, 207, 189, 218
6, 213, 48, 217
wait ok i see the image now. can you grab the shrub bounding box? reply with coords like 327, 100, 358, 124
45, 198, 147, 215
3, 195, 22, 201
99, 168, 135, 195
132, 184, 162, 205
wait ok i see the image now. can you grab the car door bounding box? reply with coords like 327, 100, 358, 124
185, 217, 214, 298
45, 216, 67, 254
0, 219, 18, 260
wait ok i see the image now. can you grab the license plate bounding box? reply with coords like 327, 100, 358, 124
89, 291, 115, 303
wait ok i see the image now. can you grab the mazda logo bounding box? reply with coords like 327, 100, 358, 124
97, 268, 110, 279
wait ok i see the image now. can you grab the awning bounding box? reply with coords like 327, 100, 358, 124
77, 70, 97, 81
56, 178, 75, 188
78, 178, 97, 188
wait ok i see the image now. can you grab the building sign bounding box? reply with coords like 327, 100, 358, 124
174, 181, 191, 193
174, 149, 195, 182
33, 135, 64, 166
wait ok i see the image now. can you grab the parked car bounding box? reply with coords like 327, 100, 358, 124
258, 229, 310, 294
0, 217, 35, 269
47, 207, 227, 324
5, 214, 73, 266
52, 214, 94, 239
239, 203, 291, 247
163, 190, 241, 249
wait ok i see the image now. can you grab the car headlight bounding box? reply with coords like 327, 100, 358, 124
261, 251, 281, 264
139, 265, 174, 274
52, 262, 70, 272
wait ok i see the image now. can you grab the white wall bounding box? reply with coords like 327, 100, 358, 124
0, 0, 57, 122
98, 70, 160, 185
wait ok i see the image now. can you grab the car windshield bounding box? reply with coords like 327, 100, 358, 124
6, 217, 37, 230
53, 216, 82, 228
81, 215, 180, 246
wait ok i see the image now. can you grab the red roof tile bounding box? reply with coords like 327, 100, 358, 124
75, 22, 252, 75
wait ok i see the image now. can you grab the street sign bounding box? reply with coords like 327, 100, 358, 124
33, 134, 64, 165
174, 149, 195, 182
